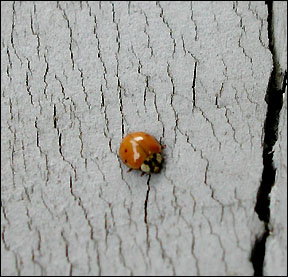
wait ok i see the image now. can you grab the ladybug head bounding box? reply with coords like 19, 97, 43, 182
140, 153, 163, 174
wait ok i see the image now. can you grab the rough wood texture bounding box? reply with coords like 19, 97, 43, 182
1, 1, 283, 276
264, 2, 287, 276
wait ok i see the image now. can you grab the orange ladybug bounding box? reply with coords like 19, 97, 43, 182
119, 132, 165, 174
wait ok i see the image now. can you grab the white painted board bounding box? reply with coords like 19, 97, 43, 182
1, 1, 279, 276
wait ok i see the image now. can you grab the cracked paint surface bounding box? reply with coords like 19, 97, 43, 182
1, 1, 276, 276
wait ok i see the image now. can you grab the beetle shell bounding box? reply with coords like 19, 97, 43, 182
119, 132, 164, 173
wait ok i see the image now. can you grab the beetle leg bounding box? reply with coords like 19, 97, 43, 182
127, 168, 133, 173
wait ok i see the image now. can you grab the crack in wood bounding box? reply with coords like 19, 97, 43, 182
167, 62, 179, 146
1, 225, 10, 251
156, 2, 176, 57
43, 52, 49, 98
197, 105, 222, 151
144, 175, 151, 225
251, 2, 287, 275
93, 15, 108, 88
192, 61, 197, 111
25, 60, 34, 105
31, 248, 45, 276
190, 2, 199, 41
14, 252, 23, 276
57, 4, 75, 70
30, 11, 40, 58
78, 67, 91, 110
10, 1, 23, 65
154, 223, 176, 275
202, 211, 228, 274
60, 230, 73, 276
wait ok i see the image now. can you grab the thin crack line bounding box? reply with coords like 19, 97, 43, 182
144, 174, 151, 256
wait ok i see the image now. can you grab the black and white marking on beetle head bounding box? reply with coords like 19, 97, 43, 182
140, 153, 163, 173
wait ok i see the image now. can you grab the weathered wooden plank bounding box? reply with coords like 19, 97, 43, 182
1, 1, 275, 276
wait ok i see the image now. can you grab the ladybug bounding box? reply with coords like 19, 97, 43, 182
119, 132, 165, 174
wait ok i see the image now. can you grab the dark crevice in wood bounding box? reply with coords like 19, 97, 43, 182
144, 174, 151, 256
250, 229, 269, 276
144, 174, 151, 225
251, 2, 287, 276
192, 61, 197, 111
